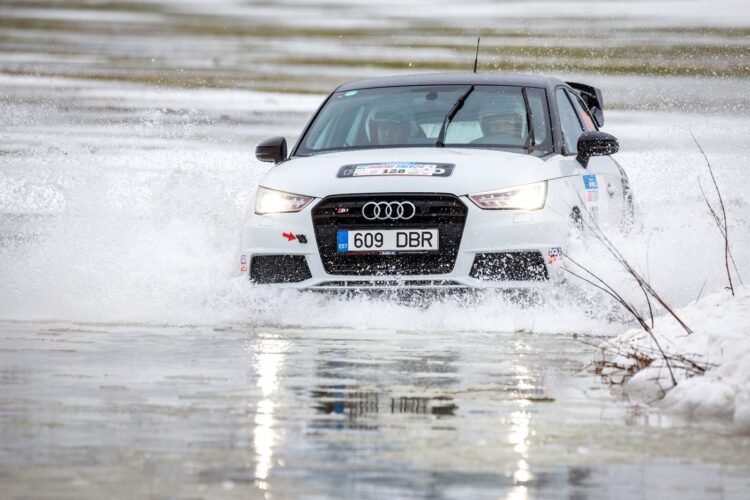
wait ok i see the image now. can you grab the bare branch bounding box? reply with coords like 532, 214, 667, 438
577, 205, 692, 335
695, 278, 708, 303
698, 179, 743, 286
563, 254, 678, 386
691, 131, 735, 295
563, 253, 637, 311
644, 238, 655, 328
562, 267, 645, 329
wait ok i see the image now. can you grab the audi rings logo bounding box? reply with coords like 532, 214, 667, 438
361, 201, 417, 221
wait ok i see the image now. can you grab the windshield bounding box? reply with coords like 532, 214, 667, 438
295, 85, 552, 156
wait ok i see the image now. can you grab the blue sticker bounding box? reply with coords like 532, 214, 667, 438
344, 90, 358, 97
337, 230, 349, 252
240, 254, 247, 263
582, 174, 598, 190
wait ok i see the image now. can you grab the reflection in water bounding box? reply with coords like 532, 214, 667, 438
312, 386, 457, 429
229, 331, 750, 498
392, 395, 457, 416
310, 349, 461, 430
504, 485, 528, 500
254, 399, 275, 481
509, 407, 533, 484
249, 335, 289, 491
315, 351, 460, 387
508, 359, 536, 491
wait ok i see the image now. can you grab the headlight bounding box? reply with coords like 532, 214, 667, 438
469, 181, 547, 210
255, 187, 314, 214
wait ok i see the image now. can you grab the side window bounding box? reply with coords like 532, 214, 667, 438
556, 88, 583, 154
569, 92, 597, 131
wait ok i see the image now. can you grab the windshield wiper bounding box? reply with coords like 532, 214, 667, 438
521, 87, 535, 154
435, 85, 475, 147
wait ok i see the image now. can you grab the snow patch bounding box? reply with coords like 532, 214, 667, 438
598, 287, 750, 432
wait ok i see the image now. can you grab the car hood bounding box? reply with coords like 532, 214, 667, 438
260, 148, 560, 197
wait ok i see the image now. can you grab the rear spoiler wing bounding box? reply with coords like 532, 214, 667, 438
566, 81, 605, 126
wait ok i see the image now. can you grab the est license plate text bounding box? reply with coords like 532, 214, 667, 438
337, 229, 439, 253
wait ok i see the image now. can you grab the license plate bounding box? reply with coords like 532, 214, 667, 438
337, 229, 439, 253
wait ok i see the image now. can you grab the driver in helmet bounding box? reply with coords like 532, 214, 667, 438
369, 111, 411, 145
474, 109, 525, 145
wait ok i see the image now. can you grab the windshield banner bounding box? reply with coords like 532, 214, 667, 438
337, 162, 455, 178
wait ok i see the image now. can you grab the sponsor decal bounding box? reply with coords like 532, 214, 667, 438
548, 247, 563, 265
337, 162, 454, 178
582, 174, 598, 190
240, 254, 248, 272
583, 174, 600, 210
281, 232, 307, 243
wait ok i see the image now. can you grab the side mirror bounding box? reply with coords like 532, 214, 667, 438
590, 107, 605, 127
577, 131, 618, 168
256, 137, 287, 164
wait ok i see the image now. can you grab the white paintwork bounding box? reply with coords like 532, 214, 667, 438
262, 148, 559, 197
240, 147, 627, 289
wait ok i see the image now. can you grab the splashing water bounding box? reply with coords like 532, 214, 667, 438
1, 77, 748, 332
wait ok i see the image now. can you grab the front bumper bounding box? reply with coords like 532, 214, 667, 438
239, 194, 568, 290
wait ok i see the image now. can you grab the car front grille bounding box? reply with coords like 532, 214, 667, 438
312, 194, 468, 276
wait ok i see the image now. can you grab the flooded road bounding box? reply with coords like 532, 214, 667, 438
2, 322, 749, 499
2, 0, 750, 498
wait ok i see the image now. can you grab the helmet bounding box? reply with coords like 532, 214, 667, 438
478, 109, 524, 139
369, 111, 410, 145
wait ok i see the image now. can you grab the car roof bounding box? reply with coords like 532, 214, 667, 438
335, 72, 566, 92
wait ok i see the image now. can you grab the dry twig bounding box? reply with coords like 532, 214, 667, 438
563, 252, 678, 387
691, 131, 740, 295
572, 202, 692, 335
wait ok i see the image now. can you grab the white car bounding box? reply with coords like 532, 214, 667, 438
240, 73, 632, 290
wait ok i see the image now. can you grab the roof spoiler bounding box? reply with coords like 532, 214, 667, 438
566, 81, 605, 126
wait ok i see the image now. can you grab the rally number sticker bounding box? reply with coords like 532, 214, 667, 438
337, 162, 454, 178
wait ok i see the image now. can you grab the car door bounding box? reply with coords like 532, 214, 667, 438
555, 87, 622, 227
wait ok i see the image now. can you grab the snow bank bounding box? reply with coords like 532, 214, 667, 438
597, 287, 750, 433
